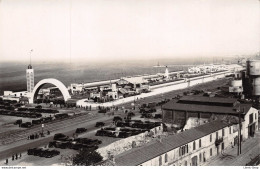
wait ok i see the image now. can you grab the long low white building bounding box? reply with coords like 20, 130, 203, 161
76, 71, 232, 109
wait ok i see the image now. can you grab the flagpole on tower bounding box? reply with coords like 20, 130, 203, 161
30, 49, 33, 65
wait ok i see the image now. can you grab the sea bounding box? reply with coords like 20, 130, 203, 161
0, 59, 192, 95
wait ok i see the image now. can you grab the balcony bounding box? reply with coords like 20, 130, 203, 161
215, 137, 223, 146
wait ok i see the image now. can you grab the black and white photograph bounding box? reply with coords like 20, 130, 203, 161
0, 0, 259, 167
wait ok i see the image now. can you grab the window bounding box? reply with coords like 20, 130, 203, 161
199, 153, 202, 162
222, 129, 225, 137
186, 144, 189, 153
165, 153, 168, 163
216, 132, 218, 139
229, 127, 231, 134
199, 139, 201, 148
159, 156, 162, 166
180, 145, 188, 156
193, 141, 196, 150
249, 114, 253, 124
185, 161, 188, 166
210, 148, 212, 156
210, 134, 212, 142
256, 113, 257, 120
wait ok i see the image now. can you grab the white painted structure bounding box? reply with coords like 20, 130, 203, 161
76, 71, 230, 109
164, 67, 169, 79
26, 64, 34, 93
229, 79, 243, 93
29, 78, 71, 103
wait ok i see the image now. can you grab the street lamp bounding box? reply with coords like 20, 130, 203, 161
41, 123, 44, 136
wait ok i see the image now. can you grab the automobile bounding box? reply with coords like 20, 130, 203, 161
55, 141, 70, 149
117, 132, 130, 138
33, 148, 44, 156
113, 116, 122, 122
75, 128, 87, 134
50, 150, 60, 156
53, 133, 69, 141
127, 112, 135, 117
104, 127, 116, 131
116, 121, 125, 127
27, 148, 38, 155
141, 113, 153, 118
132, 123, 143, 128
95, 122, 105, 127
48, 141, 56, 148
154, 114, 162, 119
21, 122, 32, 128
54, 113, 69, 119
14, 119, 22, 125
106, 131, 116, 137
32, 119, 42, 125
74, 138, 102, 145
39, 149, 50, 157
95, 130, 107, 136
35, 105, 42, 109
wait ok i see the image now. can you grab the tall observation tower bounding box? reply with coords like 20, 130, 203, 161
26, 50, 34, 93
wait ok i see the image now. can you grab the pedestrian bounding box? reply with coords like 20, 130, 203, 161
20, 153, 22, 158
6, 159, 8, 164
15, 153, 18, 160
12, 155, 14, 161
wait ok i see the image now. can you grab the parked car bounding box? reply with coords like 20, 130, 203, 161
95, 122, 105, 127
75, 128, 87, 134
35, 105, 42, 109
95, 130, 107, 136
14, 119, 22, 125
154, 114, 162, 119
53, 133, 69, 141
21, 122, 32, 128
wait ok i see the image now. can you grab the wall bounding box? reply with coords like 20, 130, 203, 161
139, 106, 259, 166
97, 126, 163, 160
242, 107, 259, 140
140, 124, 238, 166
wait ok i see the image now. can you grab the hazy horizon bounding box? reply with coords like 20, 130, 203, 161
0, 0, 259, 63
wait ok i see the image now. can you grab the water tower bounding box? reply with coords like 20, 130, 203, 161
243, 60, 260, 100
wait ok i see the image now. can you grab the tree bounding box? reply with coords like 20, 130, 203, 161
72, 150, 103, 166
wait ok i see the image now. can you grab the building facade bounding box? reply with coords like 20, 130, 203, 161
115, 116, 258, 166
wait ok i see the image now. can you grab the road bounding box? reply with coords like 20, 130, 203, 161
121, 78, 230, 109
0, 113, 114, 160
203, 131, 260, 166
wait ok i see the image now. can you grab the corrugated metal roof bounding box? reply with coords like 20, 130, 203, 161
162, 100, 251, 115
179, 96, 237, 104
115, 120, 230, 166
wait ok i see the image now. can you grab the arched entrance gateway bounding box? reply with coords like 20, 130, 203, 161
29, 78, 71, 104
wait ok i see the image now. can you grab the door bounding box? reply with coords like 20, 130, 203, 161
191, 156, 198, 166
221, 142, 224, 150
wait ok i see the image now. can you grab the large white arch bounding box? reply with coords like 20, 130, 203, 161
29, 78, 71, 103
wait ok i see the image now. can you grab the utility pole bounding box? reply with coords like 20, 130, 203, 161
237, 107, 242, 156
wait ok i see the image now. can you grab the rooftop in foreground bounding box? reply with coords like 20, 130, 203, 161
162, 96, 252, 115
115, 120, 230, 166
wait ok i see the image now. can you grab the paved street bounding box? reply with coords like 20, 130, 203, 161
203, 131, 260, 166
0, 113, 115, 161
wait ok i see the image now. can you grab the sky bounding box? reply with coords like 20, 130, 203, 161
0, 0, 259, 63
